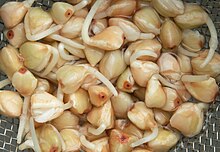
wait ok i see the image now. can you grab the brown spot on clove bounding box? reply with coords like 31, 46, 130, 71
7, 30, 14, 39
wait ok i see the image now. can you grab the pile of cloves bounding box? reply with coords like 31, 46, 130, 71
0, 0, 219, 152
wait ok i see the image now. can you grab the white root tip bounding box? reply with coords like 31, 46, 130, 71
201, 15, 218, 68
50, 34, 85, 49
80, 135, 95, 150
81, 65, 118, 96
130, 127, 159, 148
178, 45, 199, 57
181, 75, 210, 82
29, 117, 42, 152
130, 50, 158, 64
88, 124, 106, 135
0, 79, 11, 89
82, 0, 104, 44
58, 43, 78, 61
26, 25, 63, 41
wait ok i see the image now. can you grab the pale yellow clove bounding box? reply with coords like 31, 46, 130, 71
148, 127, 180, 152
99, 50, 127, 80
116, 67, 136, 93
161, 87, 182, 112
60, 129, 81, 152
0, 90, 23, 117
152, 0, 184, 17
182, 29, 205, 52
184, 77, 219, 103
12, 67, 38, 97
51, 111, 79, 131
157, 53, 181, 81
0, 45, 23, 79
160, 19, 182, 50
145, 76, 166, 108
88, 85, 112, 107
60, 16, 84, 39
50, 2, 74, 24
4, 23, 27, 48
56, 65, 87, 94
130, 60, 159, 87
84, 44, 105, 66
111, 91, 134, 119
133, 7, 161, 35
170, 102, 207, 137
64, 88, 92, 115
128, 102, 157, 130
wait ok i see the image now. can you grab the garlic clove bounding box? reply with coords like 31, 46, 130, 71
176, 53, 192, 74
0, 1, 29, 28
148, 127, 180, 152
109, 129, 138, 152
161, 87, 182, 112
25, 7, 53, 35
39, 124, 64, 152
87, 100, 114, 134
153, 109, 172, 126
88, 85, 112, 107
89, 26, 124, 51
182, 29, 205, 52
145, 76, 166, 108
60, 16, 85, 39
130, 60, 159, 87
160, 19, 182, 50
12, 67, 38, 97
56, 65, 87, 94
35, 78, 52, 93
50, 2, 74, 24
51, 111, 79, 131
116, 67, 136, 93
184, 77, 219, 103
84, 44, 105, 67
170, 102, 206, 137
128, 102, 157, 130
152, 0, 184, 17
99, 50, 127, 80
111, 91, 134, 119
115, 119, 143, 139
82, 137, 110, 152
133, 7, 161, 35
191, 50, 220, 78
64, 88, 92, 115
4, 23, 27, 48
0, 91, 23, 117
133, 87, 146, 101
157, 53, 181, 81
173, 81, 191, 102
60, 129, 81, 152
74, 8, 88, 18
0, 45, 23, 79
19, 42, 51, 71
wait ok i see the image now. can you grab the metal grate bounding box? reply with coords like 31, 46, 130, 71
0, 0, 219, 151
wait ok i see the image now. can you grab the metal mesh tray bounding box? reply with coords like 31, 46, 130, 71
0, 0, 219, 151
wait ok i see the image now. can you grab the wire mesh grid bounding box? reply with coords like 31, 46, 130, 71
0, 0, 219, 151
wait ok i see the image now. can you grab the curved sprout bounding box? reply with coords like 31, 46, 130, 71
80, 135, 95, 150
58, 43, 79, 61
130, 50, 158, 64
72, 0, 90, 11
201, 16, 218, 68
181, 74, 210, 82
88, 124, 106, 135
30, 117, 41, 152
178, 45, 199, 57
130, 127, 159, 148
